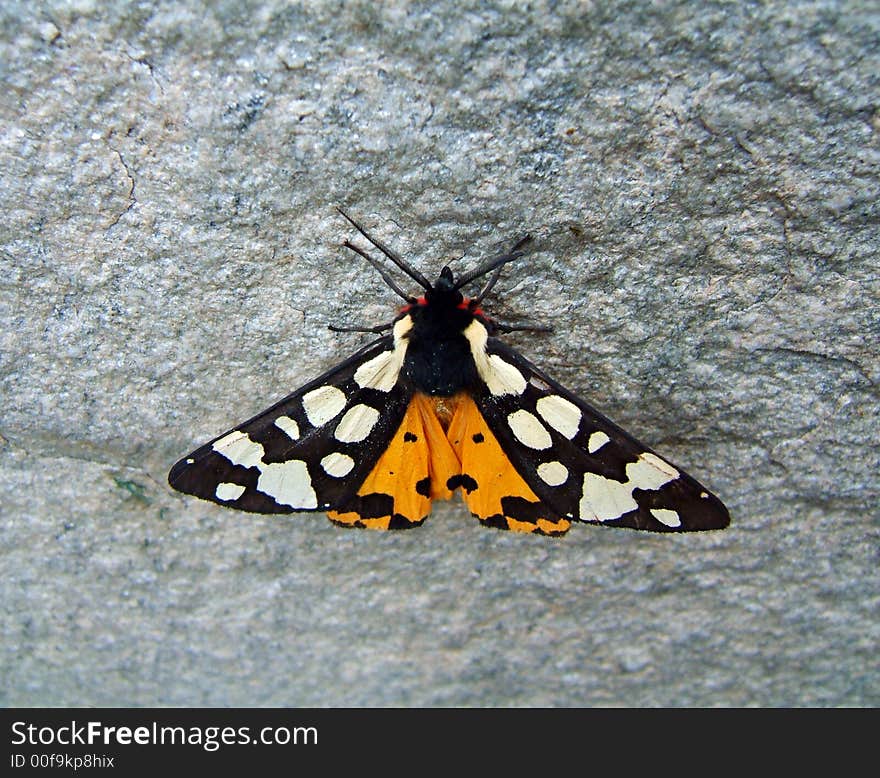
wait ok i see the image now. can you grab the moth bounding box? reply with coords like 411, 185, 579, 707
168, 209, 730, 535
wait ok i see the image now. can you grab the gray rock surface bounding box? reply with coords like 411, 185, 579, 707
2, 0, 877, 706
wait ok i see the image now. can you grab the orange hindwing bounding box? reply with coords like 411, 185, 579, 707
446, 395, 571, 535
327, 393, 459, 529
331, 393, 570, 534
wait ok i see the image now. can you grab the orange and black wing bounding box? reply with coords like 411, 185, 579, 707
465, 340, 730, 533
445, 394, 572, 535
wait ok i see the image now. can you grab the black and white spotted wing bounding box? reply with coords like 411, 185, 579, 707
474, 340, 730, 532
168, 336, 413, 514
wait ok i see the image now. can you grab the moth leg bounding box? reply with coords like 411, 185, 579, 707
487, 319, 554, 335
328, 322, 394, 334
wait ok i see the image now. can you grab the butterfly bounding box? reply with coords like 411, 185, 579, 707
168, 209, 730, 535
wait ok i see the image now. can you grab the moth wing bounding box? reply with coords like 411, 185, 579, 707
168, 336, 412, 515
327, 393, 463, 530
446, 394, 572, 535
472, 340, 730, 532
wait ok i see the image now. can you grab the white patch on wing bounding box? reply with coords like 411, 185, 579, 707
274, 415, 300, 440
257, 460, 317, 509
463, 320, 527, 396
353, 351, 393, 390
321, 452, 355, 478
212, 431, 265, 469
302, 385, 347, 427
334, 404, 380, 443
506, 409, 552, 450
215, 482, 246, 502
486, 354, 527, 395
211, 430, 322, 509
579, 451, 680, 523
587, 430, 610, 453
353, 316, 412, 392
536, 395, 581, 439
627, 453, 680, 489
537, 460, 568, 486
580, 473, 637, 521
651, 508, 682, 528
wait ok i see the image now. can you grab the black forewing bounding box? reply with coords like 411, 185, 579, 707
168, 336, 412, 514
474, 339, 730, 531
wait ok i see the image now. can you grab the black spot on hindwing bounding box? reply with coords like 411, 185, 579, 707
389, 514, 424, 530
500, 495, 548, 525
340, 491, 394, 519
447, 474, 478, 493
480, 514, 508, 530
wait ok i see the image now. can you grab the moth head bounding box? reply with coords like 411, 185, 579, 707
425, 266, 464, 305
435, 266, 456, 291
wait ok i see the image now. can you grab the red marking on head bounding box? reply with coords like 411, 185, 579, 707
460, 297, 484, 316
401, 296, 428, 314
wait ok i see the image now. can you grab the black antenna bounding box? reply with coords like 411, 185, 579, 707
341, 240, 415, 302
453, 235, 532, 292
337, 207, 431, 290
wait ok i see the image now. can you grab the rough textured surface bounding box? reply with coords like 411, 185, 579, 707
2, 0, 878, 706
